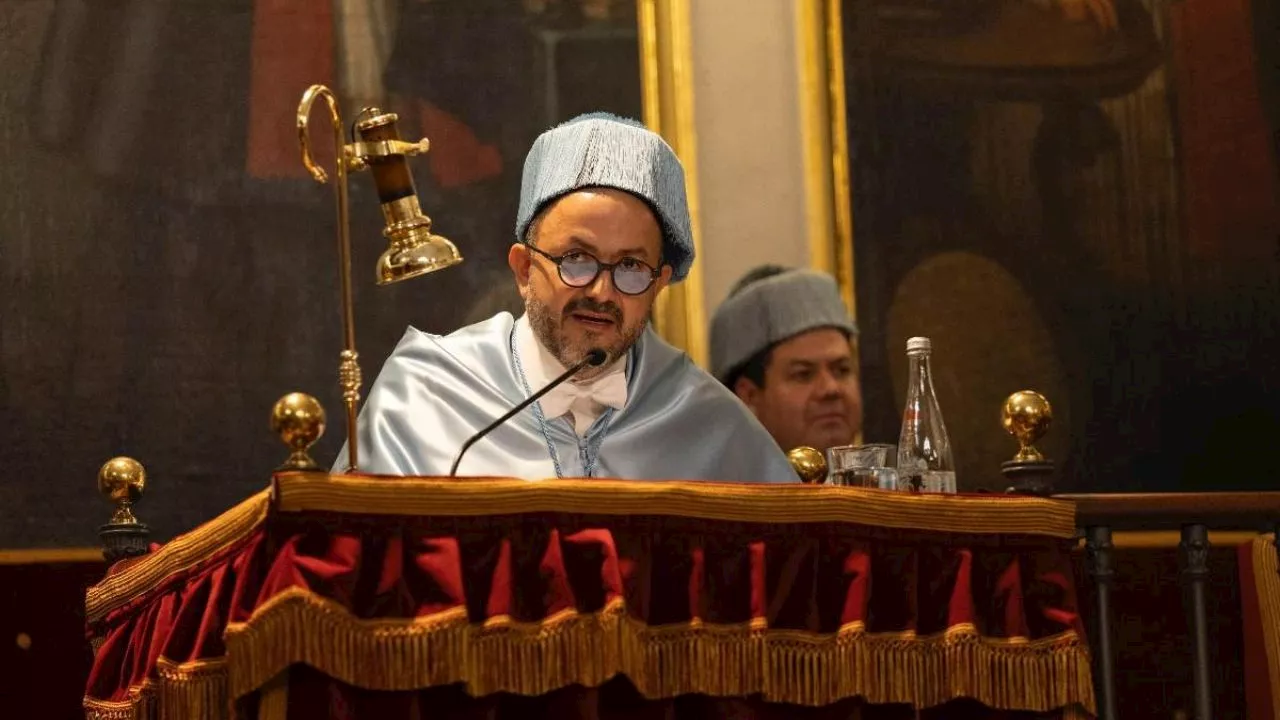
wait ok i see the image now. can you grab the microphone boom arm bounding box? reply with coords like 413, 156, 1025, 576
449, 349, 606, 476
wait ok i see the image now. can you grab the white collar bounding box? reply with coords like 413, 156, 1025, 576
514, 314, 629, 434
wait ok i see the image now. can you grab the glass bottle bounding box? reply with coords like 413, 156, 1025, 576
896, 336, 956, 493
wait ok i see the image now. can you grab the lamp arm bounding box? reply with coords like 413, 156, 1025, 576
296, 84, 361, 472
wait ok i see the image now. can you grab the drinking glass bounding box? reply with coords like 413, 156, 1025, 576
826, 444, 899, 490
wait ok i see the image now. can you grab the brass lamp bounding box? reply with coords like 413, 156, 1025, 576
347, 108, 463, 284
296, 85, 462, 472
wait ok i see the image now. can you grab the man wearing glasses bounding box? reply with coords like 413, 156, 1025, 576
337, 113, 795, 482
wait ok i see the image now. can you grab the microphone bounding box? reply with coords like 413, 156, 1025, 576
449, 348, 608, 476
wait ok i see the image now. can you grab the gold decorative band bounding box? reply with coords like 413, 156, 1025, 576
0, 546, 104, 565
275, 473, 1079, 538
220, 586, 1094, 713
86, 477, 1076, 629
1088, 530, 1263, 549
379, 194, 426, 227
354, 111, 398, 133
350, 137, 429, 161
83, 683, 153, 720
85, 491, 272, 623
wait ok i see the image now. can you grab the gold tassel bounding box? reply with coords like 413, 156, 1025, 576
257, 670, 289, 720
156, 656, 227, 720
83, 684, 155, 720
85, 657, 228, 720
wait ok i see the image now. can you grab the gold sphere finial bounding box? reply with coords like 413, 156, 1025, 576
271, 393, 326, 471
787, 446, 828, 484
98, 457, 146, 525
1002, 390, 1053, 463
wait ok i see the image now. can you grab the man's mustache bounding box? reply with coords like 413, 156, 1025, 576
563, 299, 622, 324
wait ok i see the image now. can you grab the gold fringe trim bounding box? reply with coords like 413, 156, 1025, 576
86, 490, 272, 623
84, 657, 228, 720
1252, 534, 1280, 720
224, 586, 1095, 713
256, 669, 290, 720
156, 656, 227, 720
84, 682, 154, 720
274, 473, 1078, 538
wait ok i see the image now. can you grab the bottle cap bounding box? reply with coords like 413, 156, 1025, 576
906, 336, 932, 353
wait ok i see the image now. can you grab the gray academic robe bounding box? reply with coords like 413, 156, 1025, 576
334, 312, 796, 482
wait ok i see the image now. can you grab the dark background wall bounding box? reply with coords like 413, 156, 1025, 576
843, 0, 1280, 493
0, 0, 641, 548
4, 0, 1277, 546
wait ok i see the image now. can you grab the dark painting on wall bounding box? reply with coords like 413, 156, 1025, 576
842, 0, 1280, 493
0, 0, 641, 548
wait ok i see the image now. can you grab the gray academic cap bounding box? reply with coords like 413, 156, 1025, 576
515, 112, 694, 282
710, 267, 858, 383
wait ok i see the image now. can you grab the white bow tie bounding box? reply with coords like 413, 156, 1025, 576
540, 369, 628, 433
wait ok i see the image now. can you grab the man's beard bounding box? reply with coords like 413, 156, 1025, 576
526, 293, 647, 378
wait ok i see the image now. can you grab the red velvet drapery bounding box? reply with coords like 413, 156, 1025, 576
84, 474, 1094, 719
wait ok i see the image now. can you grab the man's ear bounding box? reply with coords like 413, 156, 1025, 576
733, 376, 762, 415
508, 243, 532, 297
652, 264, 674, 295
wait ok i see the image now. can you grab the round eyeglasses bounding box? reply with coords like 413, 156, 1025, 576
524, 243, 662, 295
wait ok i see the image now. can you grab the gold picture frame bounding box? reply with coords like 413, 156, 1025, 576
637, 0, 856, 367
796, 0, 857, 317
636, 0, 708, 367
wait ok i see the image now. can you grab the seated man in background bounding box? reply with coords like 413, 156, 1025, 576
337, 114, 795, 483
710, 265, 863, 453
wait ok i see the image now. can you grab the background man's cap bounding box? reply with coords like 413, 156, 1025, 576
710, 267, 857, 382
